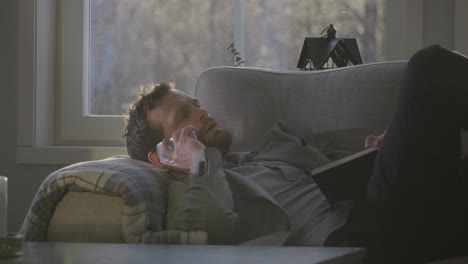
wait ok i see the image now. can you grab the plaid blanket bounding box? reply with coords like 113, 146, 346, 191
20, 155, 207, 244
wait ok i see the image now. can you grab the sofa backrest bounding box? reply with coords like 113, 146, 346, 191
195, 62, 407, 152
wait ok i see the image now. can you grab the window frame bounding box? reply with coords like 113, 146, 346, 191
17, 0, 127, 164
58, 0, 124, 144
17, 0, 424, 164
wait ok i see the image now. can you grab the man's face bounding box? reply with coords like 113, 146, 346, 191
147, 89, 232, 154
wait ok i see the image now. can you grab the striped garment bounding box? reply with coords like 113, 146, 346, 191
19, 155, 207, 244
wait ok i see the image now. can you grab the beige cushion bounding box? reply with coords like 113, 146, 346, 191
21, 155, 208, 244
48, 192, 125, 243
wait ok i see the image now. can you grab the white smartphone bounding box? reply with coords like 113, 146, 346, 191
156, 130, 197, 164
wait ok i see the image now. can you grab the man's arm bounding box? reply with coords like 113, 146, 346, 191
173, 148, 239, 245
158, 126, 239, 245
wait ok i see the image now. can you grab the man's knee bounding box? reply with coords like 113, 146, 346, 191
404, 44, 462, 99
407, 44, 450, 72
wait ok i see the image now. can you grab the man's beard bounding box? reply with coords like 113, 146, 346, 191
197, 117, 232, 156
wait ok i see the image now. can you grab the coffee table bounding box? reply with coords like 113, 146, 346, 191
1, 242, 367, 264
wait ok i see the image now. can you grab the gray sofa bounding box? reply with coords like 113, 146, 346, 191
23, 61, 412, 243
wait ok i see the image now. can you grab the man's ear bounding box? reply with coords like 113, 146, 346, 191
148, 151, 164, 169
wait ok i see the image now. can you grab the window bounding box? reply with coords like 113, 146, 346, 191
59, 0, 235, 144
244, 0, 386, 69
85, 0, 386, 117
18, 0, 424, 164
88, 0, 234, 115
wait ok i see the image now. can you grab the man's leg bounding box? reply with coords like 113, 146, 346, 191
366, 45, 468, 263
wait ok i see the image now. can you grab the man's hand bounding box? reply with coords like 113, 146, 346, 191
159, 126, 206, 174
364, 132, 385, 148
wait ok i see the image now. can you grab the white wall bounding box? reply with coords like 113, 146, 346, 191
423, 0, 454, 49
386, 0, 468, 61
454, 0, 468, 55
422, 0, 468, 55
0, 0, 467, 234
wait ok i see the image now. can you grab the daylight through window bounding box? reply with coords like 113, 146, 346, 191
88, 0, 386, 115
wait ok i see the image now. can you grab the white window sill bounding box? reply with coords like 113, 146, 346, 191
16, 146, 127, 165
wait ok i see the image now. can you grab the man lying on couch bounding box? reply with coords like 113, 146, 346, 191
123, 45, 468, 264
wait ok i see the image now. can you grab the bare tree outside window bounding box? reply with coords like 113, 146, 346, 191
244, 0, 386, 69
89, 0, 385, 115
89, 0, 233, 115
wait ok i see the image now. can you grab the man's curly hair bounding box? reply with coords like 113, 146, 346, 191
123, 82, 174, 162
